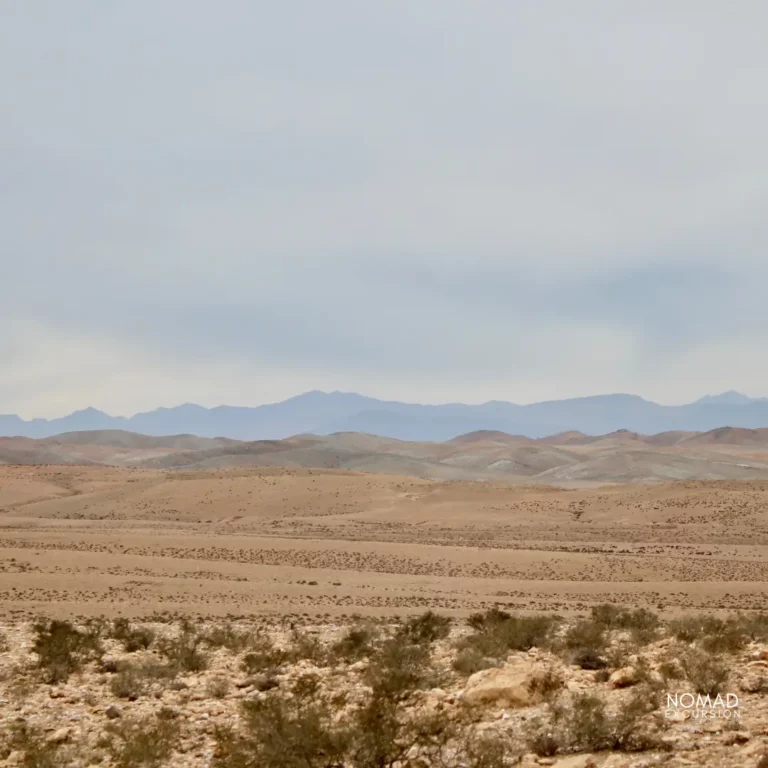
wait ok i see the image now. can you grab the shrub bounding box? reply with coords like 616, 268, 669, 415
156, 621, 208, 672
241, 633, 287, 675
526, 718, 560, 757
458, 730, 510, 768
203, 623, 256, 653
207, 675, 230, 699
109, 659, 177, 700
110, 618, 155, 652
331, 625, 378, 662
104, 713, 181, 768
110, 662, 147, 700
527, 665, 565, 702
458, 610, 560, 667
1, 721, 62, 768
0, 631, 9, 653
288, 629, 327, 665
396, 611, 451, 645
32, 619, 102, 683
213, 693, 351, 768
680, 649, 730, 695
366, 637, 438, 698
668, 614, 747, 652
452, 646, 495, 676
562, 620, 607, 669
590, 604, 659, 644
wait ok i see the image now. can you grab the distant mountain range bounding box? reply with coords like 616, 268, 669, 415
5, 390, 768, 441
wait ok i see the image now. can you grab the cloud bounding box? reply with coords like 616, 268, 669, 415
3, 1, 768, 415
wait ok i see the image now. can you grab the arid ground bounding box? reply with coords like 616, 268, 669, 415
2, 464, 768, 619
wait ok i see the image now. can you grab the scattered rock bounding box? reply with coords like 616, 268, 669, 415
105, 705, 122, 719
462, 663, 534, 708
609, 666, 640, 688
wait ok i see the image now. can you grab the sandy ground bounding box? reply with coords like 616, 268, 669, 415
2, 465, 768, 619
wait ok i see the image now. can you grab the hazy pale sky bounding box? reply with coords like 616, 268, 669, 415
4, 1, 768, 417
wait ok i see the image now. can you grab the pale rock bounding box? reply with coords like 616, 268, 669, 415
45, 727, 70, 745
463, 662, 535, 708
553, 755, 598, 768
739, 672, 765, 693
609, 666, 640, 688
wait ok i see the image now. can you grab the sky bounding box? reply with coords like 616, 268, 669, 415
4, 1, 768, 418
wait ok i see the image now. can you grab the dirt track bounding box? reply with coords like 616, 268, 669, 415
2, 465, 768, 618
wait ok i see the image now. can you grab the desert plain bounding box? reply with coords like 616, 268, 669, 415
3, 431, 768, 767
2, 453, 768, 619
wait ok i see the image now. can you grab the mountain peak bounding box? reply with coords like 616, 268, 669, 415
694, 391, 762, 406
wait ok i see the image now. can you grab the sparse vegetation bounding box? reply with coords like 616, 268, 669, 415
110, 617, 156, 652
0, 721, 62, 768
457, 609, 560, 668
104, 713, 181, 768
330, 624, 378, 662
156, 620, 208, 672
31, 619, 102, 683
0, 606, 759, 768
680, 648, 730, 695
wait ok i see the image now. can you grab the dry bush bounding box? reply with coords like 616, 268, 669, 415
0, 631, 9, 653
288, 629, 328, 665
0, 721, 62, 768
110, 618, 155, 652
553, 688, 664, 753
365, 636, 438, 699
458, 609, 560, 669
680, 649, 730, 695
156, 620, 208, 672
330, 624, 379, 662
668, 614, 746, 653
562, 620, 607, 670
207, 675, 230, 699
456, 729, 511, 768
527, 665, 565, 702
213, 691, 351, 768
31, 619, 103, 683
526, 717, 560, 757
396, 611, 451, 646
241, 633, 288, 675
203, 623, 256, 653
109, 658, 178, 699
590, 604, 659, 644
452, 646, 495, 675
104, 712, 181, 768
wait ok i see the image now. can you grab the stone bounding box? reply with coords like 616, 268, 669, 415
462, 663, 534, 708
553, 756, 599, 768
739, 672, 765, 693
723, 730, 751, 746
45, 728, 70, 745
609, 666, 640, 688
105, 705, 122, 719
